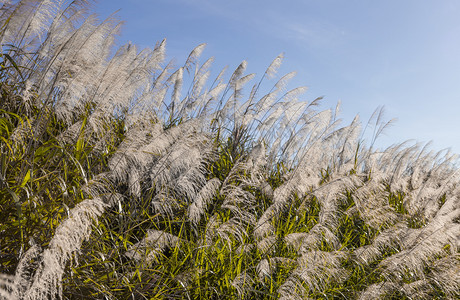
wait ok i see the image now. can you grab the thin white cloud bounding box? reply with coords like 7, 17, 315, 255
241, 7, 349, 51
282, 21, 346, 49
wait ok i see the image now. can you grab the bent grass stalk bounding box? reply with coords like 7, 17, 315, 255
0, 1, 459, 299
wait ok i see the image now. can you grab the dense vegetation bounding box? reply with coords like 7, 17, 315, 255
0, 1, 459, 299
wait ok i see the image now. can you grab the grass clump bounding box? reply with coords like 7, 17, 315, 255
0, 1, 459, 299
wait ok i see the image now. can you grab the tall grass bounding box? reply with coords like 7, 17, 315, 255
0, 1, 459, 299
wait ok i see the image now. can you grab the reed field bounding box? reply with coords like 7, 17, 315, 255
0, 1, 459, 299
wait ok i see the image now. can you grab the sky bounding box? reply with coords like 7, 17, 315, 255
95, 0, 460, 154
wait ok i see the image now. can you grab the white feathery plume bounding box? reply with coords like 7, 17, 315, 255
149, 136, 204, 191
285, 232, 310, 252
168, 67, 184, 117
299, 223, 341, 251
151, 190, 179, 217
0, 273, 15, 300
189, 56, 214, 98
256, 235, 277, 254
254, 209, 276, 240
40, 15, 118, 123
149, 38, 166, 70
152, 60, 172, 89
234, 243, 254, 256
274, 71, 297, 91
11, 244, 41, 299
0, 227, 43, 298
278, 108, 335, 167
217, 159, 262, 242
108, 121, 164, 183
253, 90, 279, 120
197, 82, 227, 118
303, 109, 335, 142
128, 168, 141, 197
221, 183, 255, 208
202, 214, 221, 247
256, 257, 295, 281
409, 144, 435, 190
0, 1, 38, 46
23, 0, 64, 41
184, 43, 206, 73
188, 178, 221, 225
277, 276, 309, 300
254, 189, 290, 239
72, 15, 120, 68
215, 218, 249, 246
177, 66, 213, 118
353, 222, 408, 265
256, 102, 284, 135
33, 12, 98, 92
237, 74, 256, 96
281, 86, 308, 104
232, 73, 256, 115
401, 280, 430, 299
278, 96, 306, 131
34, 2, 89, 61
228, 61, 247, 88
378, 200, 460, 279
352, 177, 399, 229
146, 129, 215, 217
313, 176, 358, 228
405, 160, 459, 219
87, 41, 164, 122
175, 166, 206, 200
150, 85, 169, 113
293, 250, 349, 292
256, 258, 271, 280
55, 120, 82, 144
428, 254, 460, 298
10, 116, 34, 145
358, 282, 395, 300
255, 138, 358, 242
386, 144, 420, 193
125, 230, 180, 263
22, 198, 107, 300
323, 116, 361, 173
231, 271, 254, 299
103, 49, 159, 115
265, 53, 283, 79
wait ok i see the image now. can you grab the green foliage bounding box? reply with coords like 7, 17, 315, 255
0, 1, 459, 299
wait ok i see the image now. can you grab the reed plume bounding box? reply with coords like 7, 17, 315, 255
0, 1, 458, 299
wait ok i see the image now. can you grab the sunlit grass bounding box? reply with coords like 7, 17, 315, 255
0, 1, 458, 299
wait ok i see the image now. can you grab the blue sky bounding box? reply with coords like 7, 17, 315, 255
95, 0, 460, 153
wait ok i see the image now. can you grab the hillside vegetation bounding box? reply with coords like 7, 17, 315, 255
0, 1, 459, 299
